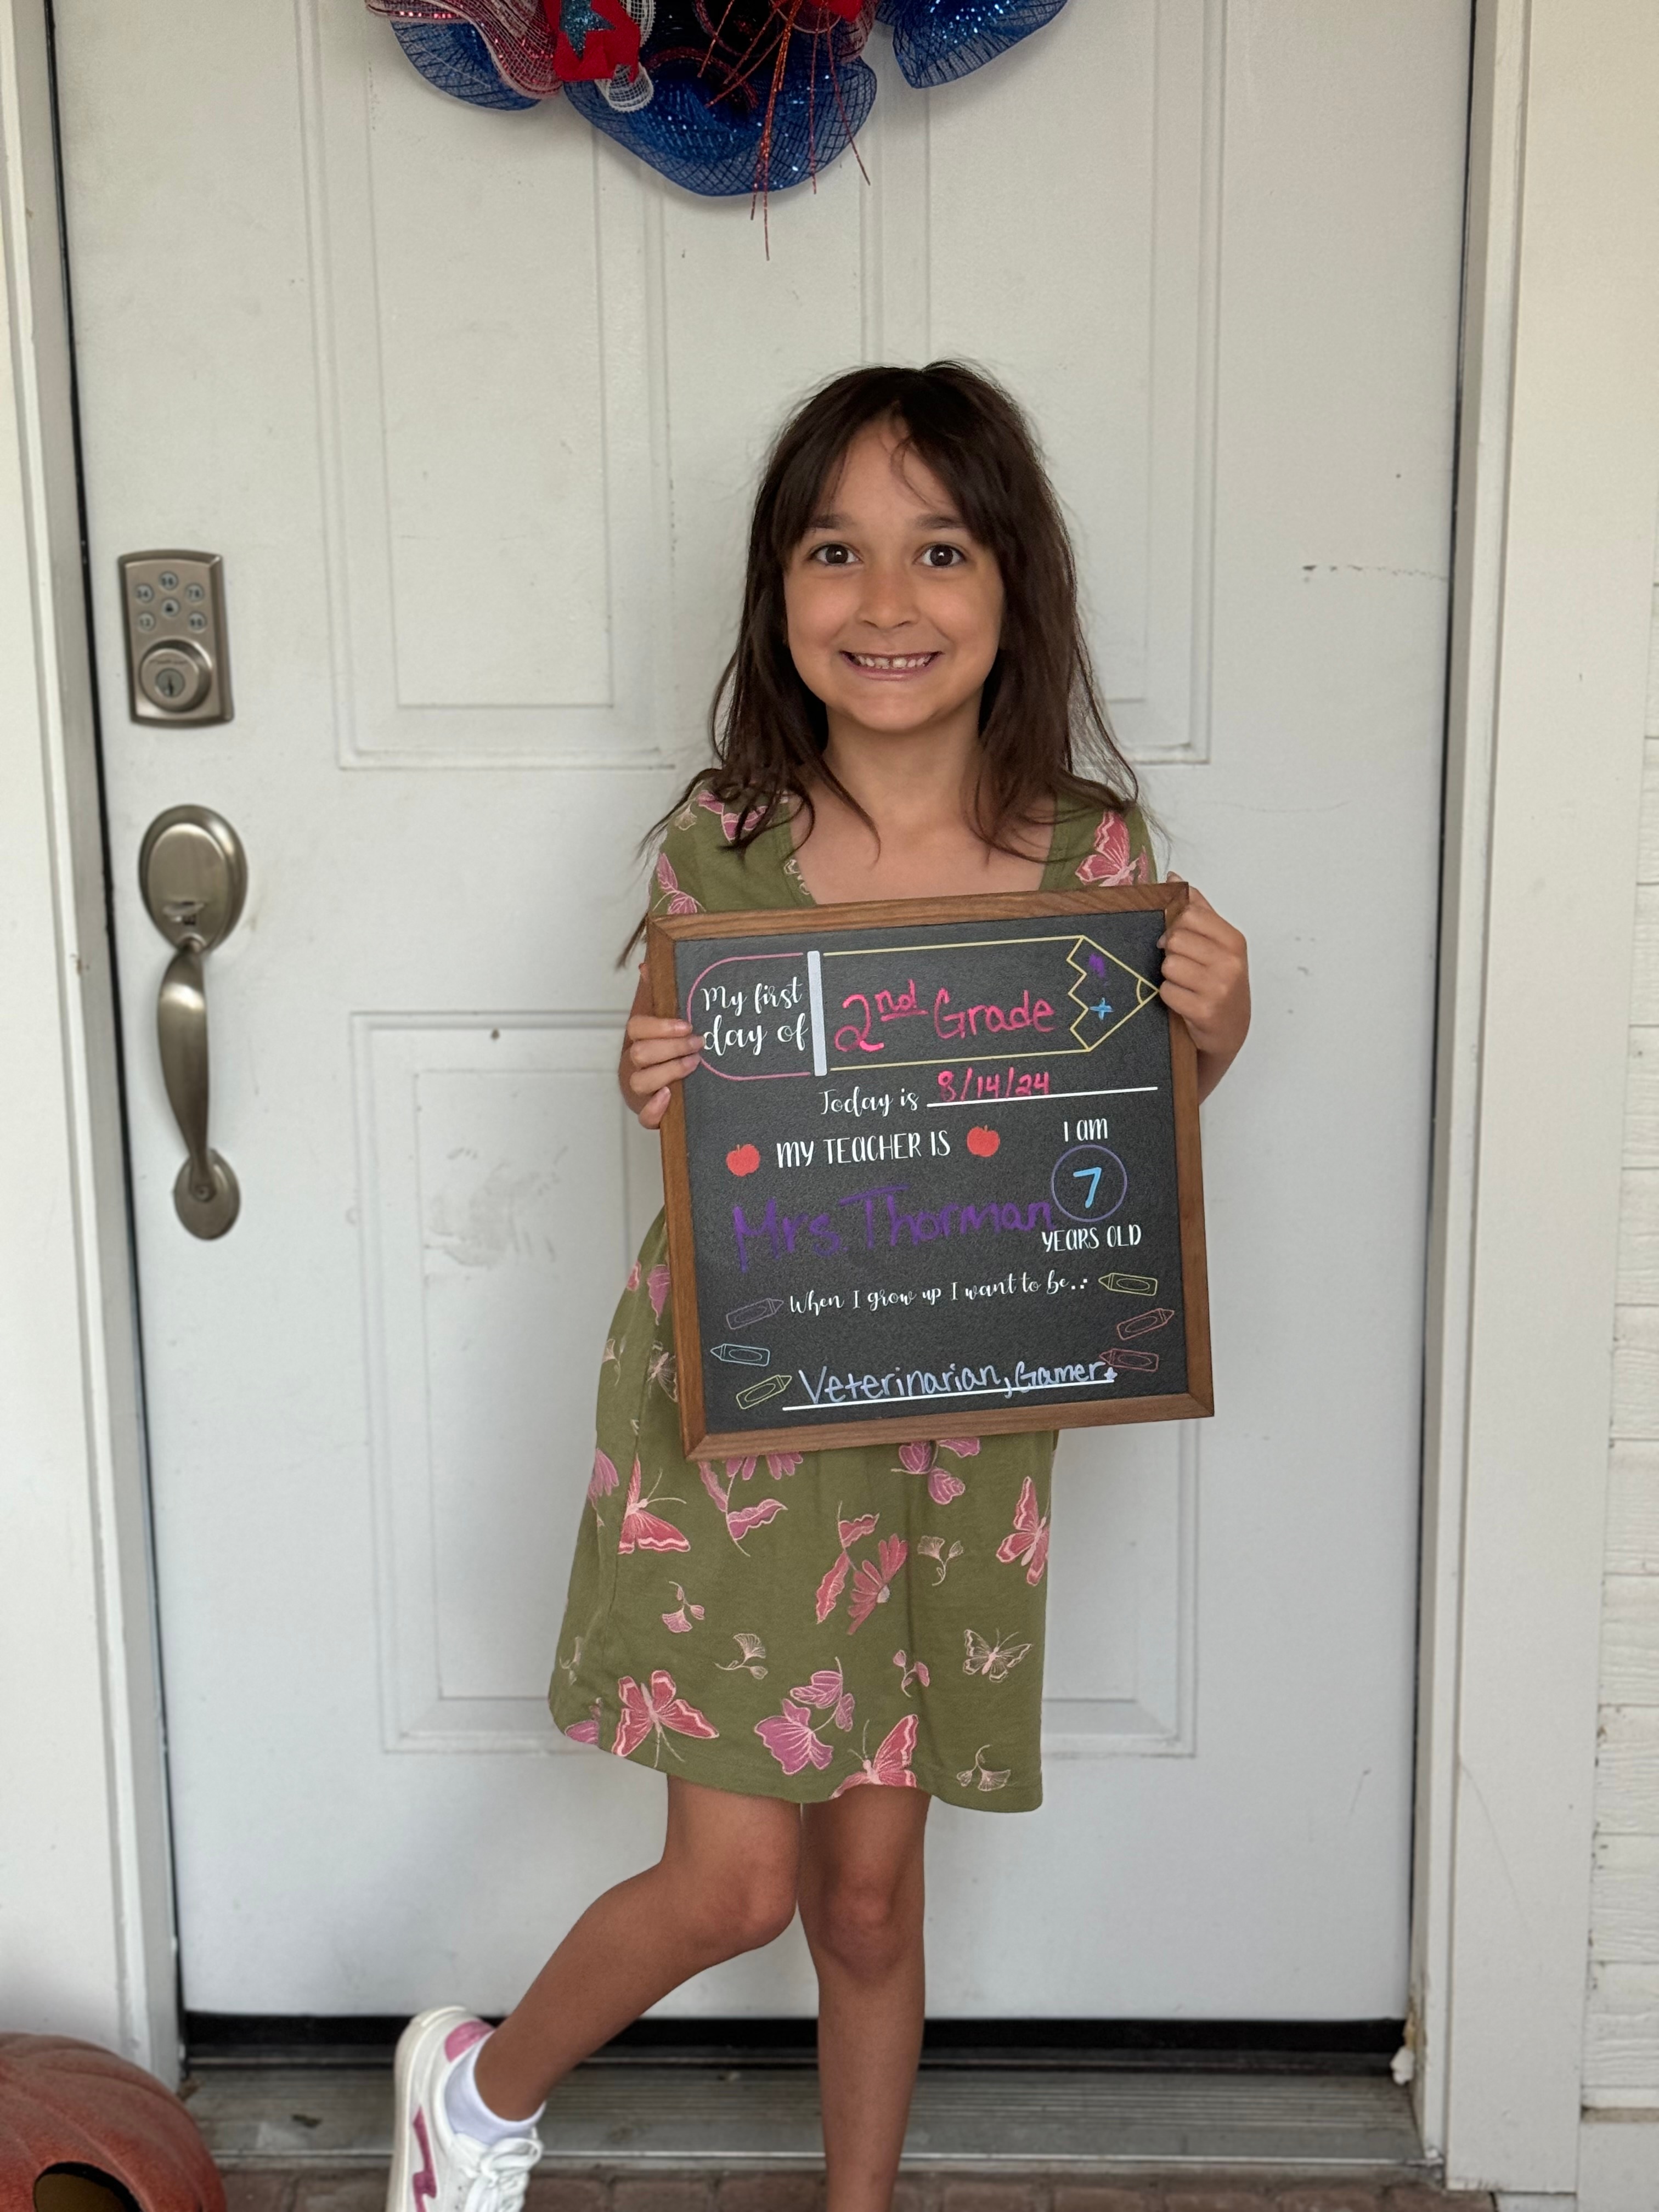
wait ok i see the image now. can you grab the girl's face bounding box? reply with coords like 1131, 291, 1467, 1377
783, 421, 1005, 748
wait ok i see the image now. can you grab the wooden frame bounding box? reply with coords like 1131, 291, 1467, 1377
650, 883, 1211, 1459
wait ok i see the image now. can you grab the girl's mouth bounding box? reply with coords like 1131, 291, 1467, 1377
840, 651, 940, 674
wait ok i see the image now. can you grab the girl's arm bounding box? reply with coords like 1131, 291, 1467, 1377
619, 958, 703, 1130
1157, 879, 1250, 1104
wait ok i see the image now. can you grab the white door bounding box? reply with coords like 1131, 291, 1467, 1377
55, 1, 1468, 2019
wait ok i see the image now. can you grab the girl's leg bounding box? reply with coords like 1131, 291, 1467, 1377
797, 1788, 931, 2212
473, 1778, 800, 2121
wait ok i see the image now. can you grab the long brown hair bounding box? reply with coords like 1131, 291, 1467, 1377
634, 362, 1138, 938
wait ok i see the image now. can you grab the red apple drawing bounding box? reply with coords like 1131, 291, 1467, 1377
965, 1126, 1000, 1158
726, 1143, 761, 1177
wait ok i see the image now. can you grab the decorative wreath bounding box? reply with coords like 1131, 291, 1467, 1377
367, 1, 1071, 199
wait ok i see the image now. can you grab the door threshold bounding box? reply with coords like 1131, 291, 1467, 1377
187, 2061, 1432, 2176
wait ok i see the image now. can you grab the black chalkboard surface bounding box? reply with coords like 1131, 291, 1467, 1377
649, 885, 1211, 1458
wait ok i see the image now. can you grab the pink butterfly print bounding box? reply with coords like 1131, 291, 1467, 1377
588, 1448, 620, 1507
654, 851, 701, 915
661, 1583, 704, 1633
791, 1662, 855, 1733
815, 1549, 850, 1624
612, 1671, 719, 1763
1075, 811, 1135, 887
618, 1460, 690, 1555
995, 1476, 1050, 1585
647, 1346, 678, 1400
697, 787, 748, 843
897, 1437, 978, 1505
698, 1461, 788, 1550
894, 1649, 930, 1696
564, 1699, 603, 1746
831, 1712, 919, 1797
755, 1699, 836, 1776
624, 1260, 642, 1293
848, 1536, 908, 1634
646, 1263, 671, 1319
815, 1509, 881, 1623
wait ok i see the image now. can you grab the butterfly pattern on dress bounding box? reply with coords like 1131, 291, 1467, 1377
1074, 809, 1150, 888
814, 1509, 878, 1623
995, 1476, 1050, 1586
699, 1461, 789, 1549
588, 1448, 620, 1510
896, 1436, 979, 1504
696, 787, 752, 844
831, 1712, 919, 1796
653, 851, 701, 915
755, 1697, 837, 1775
847, 1536, 908, 1634
612, 1671, 719, 1764
963, 1628, 1032, 1683
563, 1698, 603, 1745
618, 1460, 690, 1554
792, 1658, 855, 1732
893, 1650, 930, 1696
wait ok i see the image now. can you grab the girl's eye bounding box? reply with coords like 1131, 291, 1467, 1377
809, 542, 855, 567
922, 543, 967, 568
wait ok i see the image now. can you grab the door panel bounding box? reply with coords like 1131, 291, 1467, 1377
56, 0, 1468, 2015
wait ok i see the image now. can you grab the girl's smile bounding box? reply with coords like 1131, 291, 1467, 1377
842, 650, 940, 676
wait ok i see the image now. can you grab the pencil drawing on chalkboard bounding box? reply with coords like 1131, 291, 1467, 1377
650, 885, 1212, 1457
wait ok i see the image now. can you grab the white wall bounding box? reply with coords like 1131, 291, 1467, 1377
1588, 539, 1659, 2107
0, 0, 174, 2073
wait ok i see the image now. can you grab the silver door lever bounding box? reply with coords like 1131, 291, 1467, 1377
139, 806, 247, 1238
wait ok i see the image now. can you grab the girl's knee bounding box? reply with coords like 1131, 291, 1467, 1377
802, 1867, 919, 1978
690, 1871, 798, 1959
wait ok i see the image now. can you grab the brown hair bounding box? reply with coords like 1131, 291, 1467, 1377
631, 361, 1138, 947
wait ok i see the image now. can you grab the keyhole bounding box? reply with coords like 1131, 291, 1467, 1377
155, 665, 186, 701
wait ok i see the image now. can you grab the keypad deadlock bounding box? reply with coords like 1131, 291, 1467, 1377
120, 551, 233, 725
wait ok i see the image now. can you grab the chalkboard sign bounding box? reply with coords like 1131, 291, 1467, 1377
649, 886, 1211, 1458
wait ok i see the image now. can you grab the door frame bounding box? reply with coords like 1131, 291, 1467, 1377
5, 0, 1659, 2191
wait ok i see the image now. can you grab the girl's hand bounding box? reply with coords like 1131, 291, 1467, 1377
621, 962, 703, 1129
1158, 877, 1250, 1100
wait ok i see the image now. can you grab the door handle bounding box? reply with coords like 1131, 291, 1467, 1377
139, 805, 248, 1238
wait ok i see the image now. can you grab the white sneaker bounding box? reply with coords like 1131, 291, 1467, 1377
387, 2006, 543, 2212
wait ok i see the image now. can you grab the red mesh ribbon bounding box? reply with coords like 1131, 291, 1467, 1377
366, 0, 875, 113
546, 0, 642, 82
366, 0, 566, 97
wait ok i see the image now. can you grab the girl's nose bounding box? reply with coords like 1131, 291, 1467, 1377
857, 559, 918, 630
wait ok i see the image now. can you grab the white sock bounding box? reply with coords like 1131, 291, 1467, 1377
443, 2035, 545, 2146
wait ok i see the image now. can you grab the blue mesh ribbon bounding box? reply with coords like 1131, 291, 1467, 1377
379, 0, 1069, 189
876, 0, 1070, 89
567, 54, 876, 196
391, 20, 541, 106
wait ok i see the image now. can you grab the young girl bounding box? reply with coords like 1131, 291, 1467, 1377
388, 363, 1250, 2212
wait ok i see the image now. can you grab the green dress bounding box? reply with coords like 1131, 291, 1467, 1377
549, 785, 1155, 1812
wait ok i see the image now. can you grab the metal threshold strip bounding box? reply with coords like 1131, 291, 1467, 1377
187, 2063, 1431, 2175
